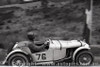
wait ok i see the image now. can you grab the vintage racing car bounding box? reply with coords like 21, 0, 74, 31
3, 39, 94, 66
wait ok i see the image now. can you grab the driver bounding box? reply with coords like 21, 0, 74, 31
27, 32, 48, 53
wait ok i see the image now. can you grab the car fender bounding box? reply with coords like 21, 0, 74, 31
72, 44, 90, 61
3, 49, 29, 65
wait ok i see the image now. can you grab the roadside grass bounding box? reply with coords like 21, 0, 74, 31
0, 1, 85, 49
0, 0, 100, 50
0, 49, 7, 61
91, 45, 100, 56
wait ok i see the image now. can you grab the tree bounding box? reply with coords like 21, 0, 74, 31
82, 0, 93, 44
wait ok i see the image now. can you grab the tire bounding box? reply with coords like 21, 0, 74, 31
8, 53, 29, 66
75, 51, 94, 66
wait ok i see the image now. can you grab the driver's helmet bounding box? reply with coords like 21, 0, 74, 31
27, 32, 35, 41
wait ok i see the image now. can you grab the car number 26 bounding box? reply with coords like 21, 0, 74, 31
36, 53, 46, 60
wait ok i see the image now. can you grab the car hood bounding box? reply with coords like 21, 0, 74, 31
50, 40, 82, 49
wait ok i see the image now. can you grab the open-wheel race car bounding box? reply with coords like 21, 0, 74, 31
3, 38, 94, 66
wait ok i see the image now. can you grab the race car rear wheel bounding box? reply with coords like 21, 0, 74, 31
8, 53, 29, 66
75, 51, 94, 66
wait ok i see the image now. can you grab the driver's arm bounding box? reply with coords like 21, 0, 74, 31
28, 42, 46, 52
34, 41, 44, 45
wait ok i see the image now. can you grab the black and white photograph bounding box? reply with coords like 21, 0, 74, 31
0, 0, 99, 66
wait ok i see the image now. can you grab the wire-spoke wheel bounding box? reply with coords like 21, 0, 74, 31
75, 51, 94, 66
8, 53, 29, 66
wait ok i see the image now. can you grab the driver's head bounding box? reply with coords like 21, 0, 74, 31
27, 32, 35, 41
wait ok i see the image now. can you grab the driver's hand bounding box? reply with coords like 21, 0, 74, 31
44, 41, 48, 45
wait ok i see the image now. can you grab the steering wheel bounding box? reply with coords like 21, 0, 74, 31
42, 38, 50, 49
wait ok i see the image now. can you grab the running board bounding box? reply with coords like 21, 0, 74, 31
54, 56, 72, 63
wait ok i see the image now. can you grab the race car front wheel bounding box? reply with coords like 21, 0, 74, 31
8, 53, 29, 66
75, 51, 94, 66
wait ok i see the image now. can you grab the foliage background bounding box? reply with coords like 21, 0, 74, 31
0, 0, 99, 49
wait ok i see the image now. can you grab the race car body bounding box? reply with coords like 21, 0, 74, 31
3, 39, 94, 66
